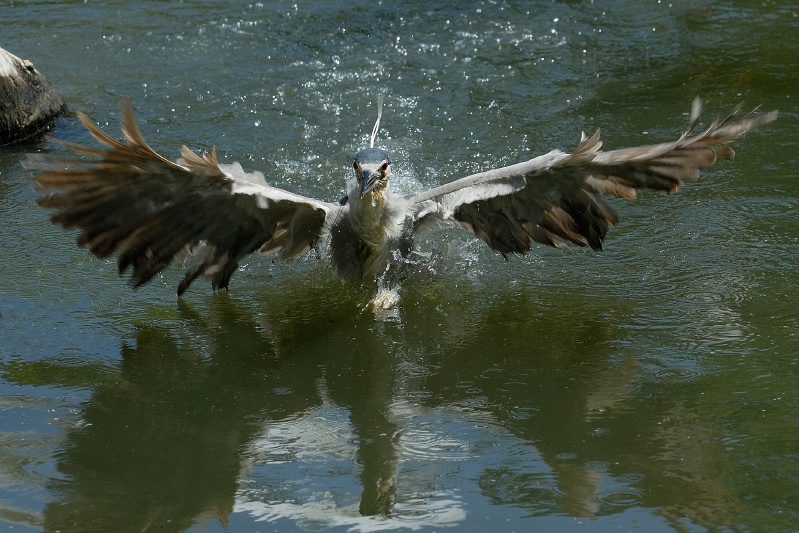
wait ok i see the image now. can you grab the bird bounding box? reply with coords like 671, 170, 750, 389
30, 98, 776, 310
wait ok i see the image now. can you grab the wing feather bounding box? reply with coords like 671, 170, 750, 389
31, 99, 341, 294
411, 99, 776, 254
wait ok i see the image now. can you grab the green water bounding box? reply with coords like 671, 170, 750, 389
1, 1, 798, 531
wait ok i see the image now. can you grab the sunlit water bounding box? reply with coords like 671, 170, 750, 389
2, 1, 798, 532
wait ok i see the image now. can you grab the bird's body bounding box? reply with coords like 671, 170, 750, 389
30, 99, 776, 309
330, 147, 414, 284
331, 196, 410, 284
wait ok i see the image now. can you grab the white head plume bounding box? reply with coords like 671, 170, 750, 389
369, 95, 384, 149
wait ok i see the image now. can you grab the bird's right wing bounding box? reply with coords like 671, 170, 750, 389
409, 100, 776, 254
30, 100, 343, 294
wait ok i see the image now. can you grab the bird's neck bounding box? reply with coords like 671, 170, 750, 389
350, 189, 404, 247
354, 187, 386, 218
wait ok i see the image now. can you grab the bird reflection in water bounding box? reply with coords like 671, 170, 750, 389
5, 284, 747, 531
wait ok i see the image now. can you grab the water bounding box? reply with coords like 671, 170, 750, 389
2, 1, 798, 531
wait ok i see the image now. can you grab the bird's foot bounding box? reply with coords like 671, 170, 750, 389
363, 288, 400, 313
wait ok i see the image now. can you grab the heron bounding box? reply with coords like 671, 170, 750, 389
31, 98, 775, 310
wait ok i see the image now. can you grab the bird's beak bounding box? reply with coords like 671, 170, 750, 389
359, 170, 378, 198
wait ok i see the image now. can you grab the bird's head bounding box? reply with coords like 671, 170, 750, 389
353, 148, 391, 198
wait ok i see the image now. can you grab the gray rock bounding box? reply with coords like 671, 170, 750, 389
0, 47, 66, 145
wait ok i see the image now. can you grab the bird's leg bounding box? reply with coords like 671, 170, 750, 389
363, 287, 401, 313
363, 262, 402, 312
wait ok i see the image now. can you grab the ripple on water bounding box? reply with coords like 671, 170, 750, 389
594, 487, 644, 508
248, 406, 355, 465
620, 471, 646, 483
554, 452, 578, 461
510, 405, 541, 421
236, 490, 466, 531
399, 427, 473, 462
652, 364, 708, 383
728, 195, 798, 218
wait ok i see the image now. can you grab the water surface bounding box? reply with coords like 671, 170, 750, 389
1, 1, 798, 531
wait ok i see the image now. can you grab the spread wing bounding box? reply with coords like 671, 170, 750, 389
31, 100, 342, 294
411, 99, 777, 254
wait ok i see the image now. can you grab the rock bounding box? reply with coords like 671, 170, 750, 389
0, 47, 66, 145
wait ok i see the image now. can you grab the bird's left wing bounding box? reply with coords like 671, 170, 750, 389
30, 100, 343, 294
409, 100, 776, 255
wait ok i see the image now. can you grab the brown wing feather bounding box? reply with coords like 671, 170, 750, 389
31, 99, 337, 294
413, 99, 776, 254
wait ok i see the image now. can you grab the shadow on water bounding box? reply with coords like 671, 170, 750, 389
31, 299, 316, 532
2, 275, 751, 532
400, 284, 748, 528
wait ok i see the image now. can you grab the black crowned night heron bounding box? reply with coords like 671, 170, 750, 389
31, 98, 775, 309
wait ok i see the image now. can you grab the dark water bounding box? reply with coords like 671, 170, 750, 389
2, 1, 798, 531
